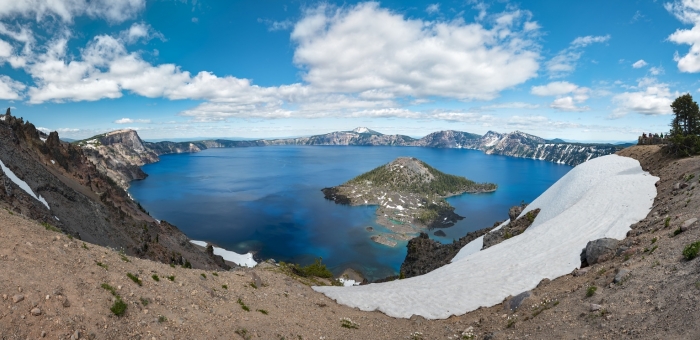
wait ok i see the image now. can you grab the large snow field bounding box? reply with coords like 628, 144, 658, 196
313, 155, 658, 319
0, 159, 50, 210
190, 240, 257, 267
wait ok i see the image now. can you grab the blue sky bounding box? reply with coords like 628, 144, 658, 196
0, 0, 699, 141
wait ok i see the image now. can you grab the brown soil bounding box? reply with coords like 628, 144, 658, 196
3, 145, 700, 339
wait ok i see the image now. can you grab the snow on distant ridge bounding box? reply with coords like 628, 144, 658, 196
0, 159, 50, 210
190, 240, 257, 267
313, 155, 657, 319
352, 127, 371, 133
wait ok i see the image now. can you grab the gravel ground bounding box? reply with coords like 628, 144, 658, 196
2, 145, 700, 339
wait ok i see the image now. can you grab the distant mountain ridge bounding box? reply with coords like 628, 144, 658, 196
74, 127, 624, 188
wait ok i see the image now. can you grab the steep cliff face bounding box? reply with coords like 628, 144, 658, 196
462, 131, 621, 166
0, 111, 226, 270
77, 130, 159, 189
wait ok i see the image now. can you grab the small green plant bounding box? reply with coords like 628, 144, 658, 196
212, 272, 219, 276
182, 260, 192, 269
257, 309, 269, 315
238, 298, 250, 312
41, 222, 60, 232
152, 274, 160, 281
140, 297, 149, 306
158, 315, 167, 323
683, 241, 700, 260
167, 275, 175, 281
222, 284, 228, 289
652, 260, 661, 268
120, 254, 130, 262
170, 263, 175, 268
340, 317, 359, 329
674, 227, 683, 236
649, 245, 658, 254
101, 283, 117, 296
249, 282, 258, 289
201, 273, 207, 279
651, 237, 658, 244
399, 271, 405, 279
624, 254, 630, 261
665, 217, 671, 228
82, 242, 89, 249
110, 298, 127, 317
504, 231, 513, 239
96, 262, 108, 270
597, 268, 606, 275
127, 273, 142, 286
586, 286, 597, 297
67, 234, 73, 240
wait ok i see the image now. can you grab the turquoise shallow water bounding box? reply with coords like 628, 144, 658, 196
128, 146, 571, 280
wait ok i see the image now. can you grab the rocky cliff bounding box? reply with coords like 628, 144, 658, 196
0, 110, 227, 270
76, 130, 159, 189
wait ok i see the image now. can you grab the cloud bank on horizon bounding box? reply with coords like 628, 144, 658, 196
0, 0, 698, 140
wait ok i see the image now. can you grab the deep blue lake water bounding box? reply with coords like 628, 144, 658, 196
129, 146, 571, 280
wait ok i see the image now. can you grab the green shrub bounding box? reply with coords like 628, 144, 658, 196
249, 282, 257, 289
151, 274, 160, 281
110, 298, 127, 316
683, 241, 700, 260
665, 217, 671, 228
674, 227, 683, 236
158, 315, 167, 323
222, 284, 228, 289
293, 258, 334, 279
212, 272, 219, 277
237, 298, 250, 312
201, 273, 207, 279
127, 273, 142, 286
101, 283, 117, 296
257, 309, 268, 315
167, 275, 175, 281
140, 297, 149, 306
651, 237, 657, 244
586, 286, 597, 297
182, 260, 191, 269
41, 222, 60, 232
96, 262, 108, 270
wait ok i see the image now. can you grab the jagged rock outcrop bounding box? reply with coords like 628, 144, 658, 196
399, 222, 499, 278
77, 130, 159, 189
482, 208, 540, 249
581, 238, 619, 267
0, 110, 226, 270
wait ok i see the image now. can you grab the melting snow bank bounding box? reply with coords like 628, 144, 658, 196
0, 160, 50, 210
189, 240, 257, 268
313, 155, 658, 319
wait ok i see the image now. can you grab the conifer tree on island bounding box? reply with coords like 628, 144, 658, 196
669, 93, 700, 156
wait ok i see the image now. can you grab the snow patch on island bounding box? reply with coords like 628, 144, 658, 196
313, 155, 657, 319
0, 159, 50, 210
190, 240, 257, 268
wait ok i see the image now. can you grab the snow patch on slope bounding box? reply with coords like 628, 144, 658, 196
0, 159, 50, 210
190, 240, 257, 267
313, 155, 657, 319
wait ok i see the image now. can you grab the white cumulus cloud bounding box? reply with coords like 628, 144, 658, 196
0, 75, 26, 100
667, 0, 700, 72
290, 2, 540, 100
531, 81, 590, 111
611, 78, 675, 118
632, 59, 648, 68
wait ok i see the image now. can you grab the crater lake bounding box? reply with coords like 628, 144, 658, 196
128, 146, 571, 280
